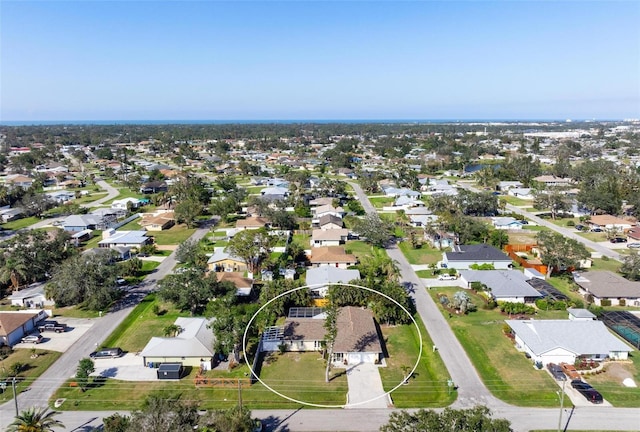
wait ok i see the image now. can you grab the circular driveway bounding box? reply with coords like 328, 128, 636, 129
14, 318, 94, 352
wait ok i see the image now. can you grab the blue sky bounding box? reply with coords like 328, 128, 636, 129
1, 1, 639, 121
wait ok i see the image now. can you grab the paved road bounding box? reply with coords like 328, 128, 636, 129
457, 181, 622, 261
0, 221, 214, 430
82, 180, 119, 208
348, 182, 503, 408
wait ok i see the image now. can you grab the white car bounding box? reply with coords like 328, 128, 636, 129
438, 274, 457, 281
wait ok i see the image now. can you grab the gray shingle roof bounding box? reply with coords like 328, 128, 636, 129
573, 271, 640, 299
305, 267, 360, 287
506, 319, 631, 356
141, 317, 215, 358
459, 270, 543, 299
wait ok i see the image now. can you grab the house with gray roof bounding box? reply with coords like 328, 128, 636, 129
459, 270, 543, 303
573, 271, 640, 307
98, 230, 150, 249
443, 244, 513, 270
505, 319, 632, 366
140, 317, 216, 370
62, 214, 103, 232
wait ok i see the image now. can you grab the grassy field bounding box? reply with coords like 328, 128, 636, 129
368, 196, 395, 209
73, 192, 108, 205
102, 188, 146, 206
100, 294, 188, 352
583, 353, 640, 407
52, 305, 101, 319
578, 232, 608, 242
2, 216, 40, 230
589, 257, 622, 273
427, 287, 561, 407
0, 349, 62, 403
379, 319, 455, 407
344, 240, 379, 262
398, 242, 442, 265
118, 219, 196, 246
501, 196, 533, 206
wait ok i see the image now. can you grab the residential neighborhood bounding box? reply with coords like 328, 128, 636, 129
0, 121, 639, 431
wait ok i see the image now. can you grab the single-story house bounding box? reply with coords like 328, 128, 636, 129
139, 181, 168, 194
505, 319, 632, 366
62, 214, 102, 232
312, 205, 345, 220
71, 229, 93, 245
4, 174, 34, 189
46, 191, 76, 204
305, 266, 361, 298
309, 246, 358, 269
309, 197, 334, 207
7, 283, 53, 309
140, 211, 175, 231
442, 244, 513, 270
532, 175, 573, 188
507, 188, 534, 199
311, 229, 349, 247
587, 215, 634, 231
459, 270, 544, 303
111, 197, 142, 211
207, 247, 247, 273
216, 272, 254, 296
0, 311, 46, 346
317, 214, 344, 230
98, 230, 150, 249
0, 207, 24, 223
573, 271, 640, 307
235, 216, 270, 230
260, 187, 289, 199
497, 181, 523, 191
492, 217, 525, 230
261, 306, 383, 365
140, 317, 216, 370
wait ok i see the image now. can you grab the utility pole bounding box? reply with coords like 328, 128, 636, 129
12, 377, 18, 416
557, 379, 566, 432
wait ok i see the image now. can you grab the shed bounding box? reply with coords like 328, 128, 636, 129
156, 363, 183, 380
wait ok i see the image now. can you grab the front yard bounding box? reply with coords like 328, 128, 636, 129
0, 349, 62, 403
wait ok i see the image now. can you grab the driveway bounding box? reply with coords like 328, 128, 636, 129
13, 318, 94, 353
344, 363, 390, 409
90, 353, 157, 381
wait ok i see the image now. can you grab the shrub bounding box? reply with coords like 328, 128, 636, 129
535, 299, 549, 310
619, 299, 626, 306
439, 295, 450, 307
499, 302, 536, 315
566, 220, 575, 227
600, 299, 612, 307
572, 299, 584, 309
601, 255, 610, 261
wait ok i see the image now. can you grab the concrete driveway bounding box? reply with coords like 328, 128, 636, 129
13, 318, 94, 353
90, 353, 158, 381
344, 363, 390, 409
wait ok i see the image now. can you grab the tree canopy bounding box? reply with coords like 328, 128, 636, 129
535, 231, 590, 277
380, 406, 512, 432
225, 229, 277, 275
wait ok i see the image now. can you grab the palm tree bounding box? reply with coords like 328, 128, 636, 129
7, 407, 65, 432
163, 324, 183, 337
0, 256, 29, 290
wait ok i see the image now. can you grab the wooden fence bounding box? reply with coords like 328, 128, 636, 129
504, 244, 548, 275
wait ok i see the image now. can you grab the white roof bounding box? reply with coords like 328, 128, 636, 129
206, 247, 243, 264
506, 319, 631, 356
305, 267, 360, 287
459, 270, 543, 299
98, 230, 148, 246
141, 317, 215, 358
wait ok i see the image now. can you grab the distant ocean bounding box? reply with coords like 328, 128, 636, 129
0, 118, 597, 126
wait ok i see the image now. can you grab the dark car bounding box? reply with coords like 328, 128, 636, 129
610, 237, 627, 243
571, 379, 603, 404
575, 224, 586, 231
90, 347, 123, 359
546, 363, 566, 381
591, 228, 603, 232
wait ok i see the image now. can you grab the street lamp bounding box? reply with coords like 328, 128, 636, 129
556, 379, 566, 432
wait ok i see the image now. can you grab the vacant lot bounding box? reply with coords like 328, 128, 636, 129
398, 242, 442, 265
0, 349, 62, 403
379, 320, 454, 408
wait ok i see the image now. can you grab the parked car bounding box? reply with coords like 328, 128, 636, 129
546, 363, 566, 381
438, 273, 457, 281
90, 347, 123, 359
560, 363, 581, 380
21, 334, 43, 344
610, 237, 627, 243
627, 243, 640, 248
37, 321, 67, 333
571, 380, 603, 404
590, 228, 603, 232
575, 224, 585, 231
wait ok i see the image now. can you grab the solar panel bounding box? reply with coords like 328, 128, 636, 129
288, 307, 325, 318
526, 278, 569, 301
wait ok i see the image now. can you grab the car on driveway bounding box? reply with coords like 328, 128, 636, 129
610, 237, 627, 243
590, 228, 603, 232
21, 334, 43, 344
571, 379, 603, 404
560, 363, 581, 380
438, 273, 457, 281
627, 243, 640, 248
546, 363, 566, 381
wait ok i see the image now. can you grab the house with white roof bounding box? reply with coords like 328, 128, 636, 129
505, 319, 632, 366
98, 230, 150, 249
111, 197, 141, 211
311, 229, 349, 247
492, 217, 525, 230
305, 267, 360, 298
140, 317, 216, 370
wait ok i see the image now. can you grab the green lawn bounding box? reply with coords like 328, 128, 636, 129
2, 216, 40, 230
100, 294, 188, 352
0, 349, 63, 403
368, 196, 395, 209
427, 287, 561, 407
117, 219, 196, 246
578, 232, 607, 242
398, 242, 443, 265
73, 192, 108, 205
583, 353, 640, 407
501, 196, 532, 206
589, 257, 622, 273
102, 188, 145, 206
379, 319, 455, 407
344, 240, 380, 262
52, 305, 101, 319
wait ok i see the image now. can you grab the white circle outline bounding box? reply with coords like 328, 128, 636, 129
242, 282, 423, 408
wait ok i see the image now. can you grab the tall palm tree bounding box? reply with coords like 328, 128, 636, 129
7, 407, 65, 432
0, 256, 29, 290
